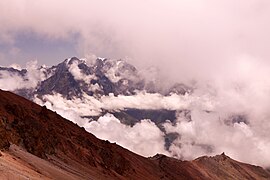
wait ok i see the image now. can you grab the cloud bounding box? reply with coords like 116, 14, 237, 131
33, 79, 270, 167
163, 109, 270, 167
0, 71, 26, 91
44, 90, 270, 167
0, 60, 45, 91
68, 59, 97, 83
85, 113, 168, 157
100, 92, 214, 111
34, 92, 103, 117
1, 0, 270, 82
34, 91, 214, 118
34, 92, 169, 157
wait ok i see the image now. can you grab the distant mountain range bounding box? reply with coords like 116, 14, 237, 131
0, 57, 191, 100
0, 57, 194, 151
0, 57, 191, 126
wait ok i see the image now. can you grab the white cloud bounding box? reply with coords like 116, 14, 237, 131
85, 113, 168, 157
163, 109, 270, 167
34, 93, 103, 117
1, 0, 270, 82
33, 79, 270, 167
0, 60, 45, 91
0, 71, 26, 91
68, 60, 96, 83
35, 91, 214, 118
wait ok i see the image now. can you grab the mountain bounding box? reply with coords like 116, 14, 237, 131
2, 57, 145, 99
0, 57, 193, 121
0, 57, 192, 99
0, 57, 192, 151
0, 57, 183, 125
0, 89, 269, 179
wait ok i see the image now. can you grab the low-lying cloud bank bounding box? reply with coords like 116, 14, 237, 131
34, 84, 270, 167
34, 92, 214, 116
0, 61, 46, 91
85, 114, 169, 157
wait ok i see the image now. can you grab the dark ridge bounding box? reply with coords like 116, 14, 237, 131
112, 108, 177, 126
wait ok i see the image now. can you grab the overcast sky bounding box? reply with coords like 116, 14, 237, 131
1, 0, 270, 81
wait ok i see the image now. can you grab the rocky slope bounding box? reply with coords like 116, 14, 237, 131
0, 89, 269, 179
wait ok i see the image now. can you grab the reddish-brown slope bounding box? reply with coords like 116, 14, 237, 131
193, 153, 270, 180
0, 89, 269, 180
0, 89, 161, 179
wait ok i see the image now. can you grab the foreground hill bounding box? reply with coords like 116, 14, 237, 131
0, 89, 269, 179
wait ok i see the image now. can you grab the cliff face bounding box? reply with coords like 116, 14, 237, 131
0, 89, 269, 180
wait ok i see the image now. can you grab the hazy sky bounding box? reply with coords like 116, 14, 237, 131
0, 32, 78, 66
1, 0, 270, 81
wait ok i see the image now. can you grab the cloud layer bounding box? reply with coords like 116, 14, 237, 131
1, 0, 270, 82
85, 114, 168, 157
0, 61, 45, 91
34, 85, 270, 167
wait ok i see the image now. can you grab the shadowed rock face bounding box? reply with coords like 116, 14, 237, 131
36, 60, 84, 99
0, 89, 269, 180
19, 57, 146, 99
0, 67, 27, 77
111, 109, 177, 126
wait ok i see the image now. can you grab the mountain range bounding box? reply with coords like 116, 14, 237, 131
1, 57, 191, 99
0, 57, 193, 153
